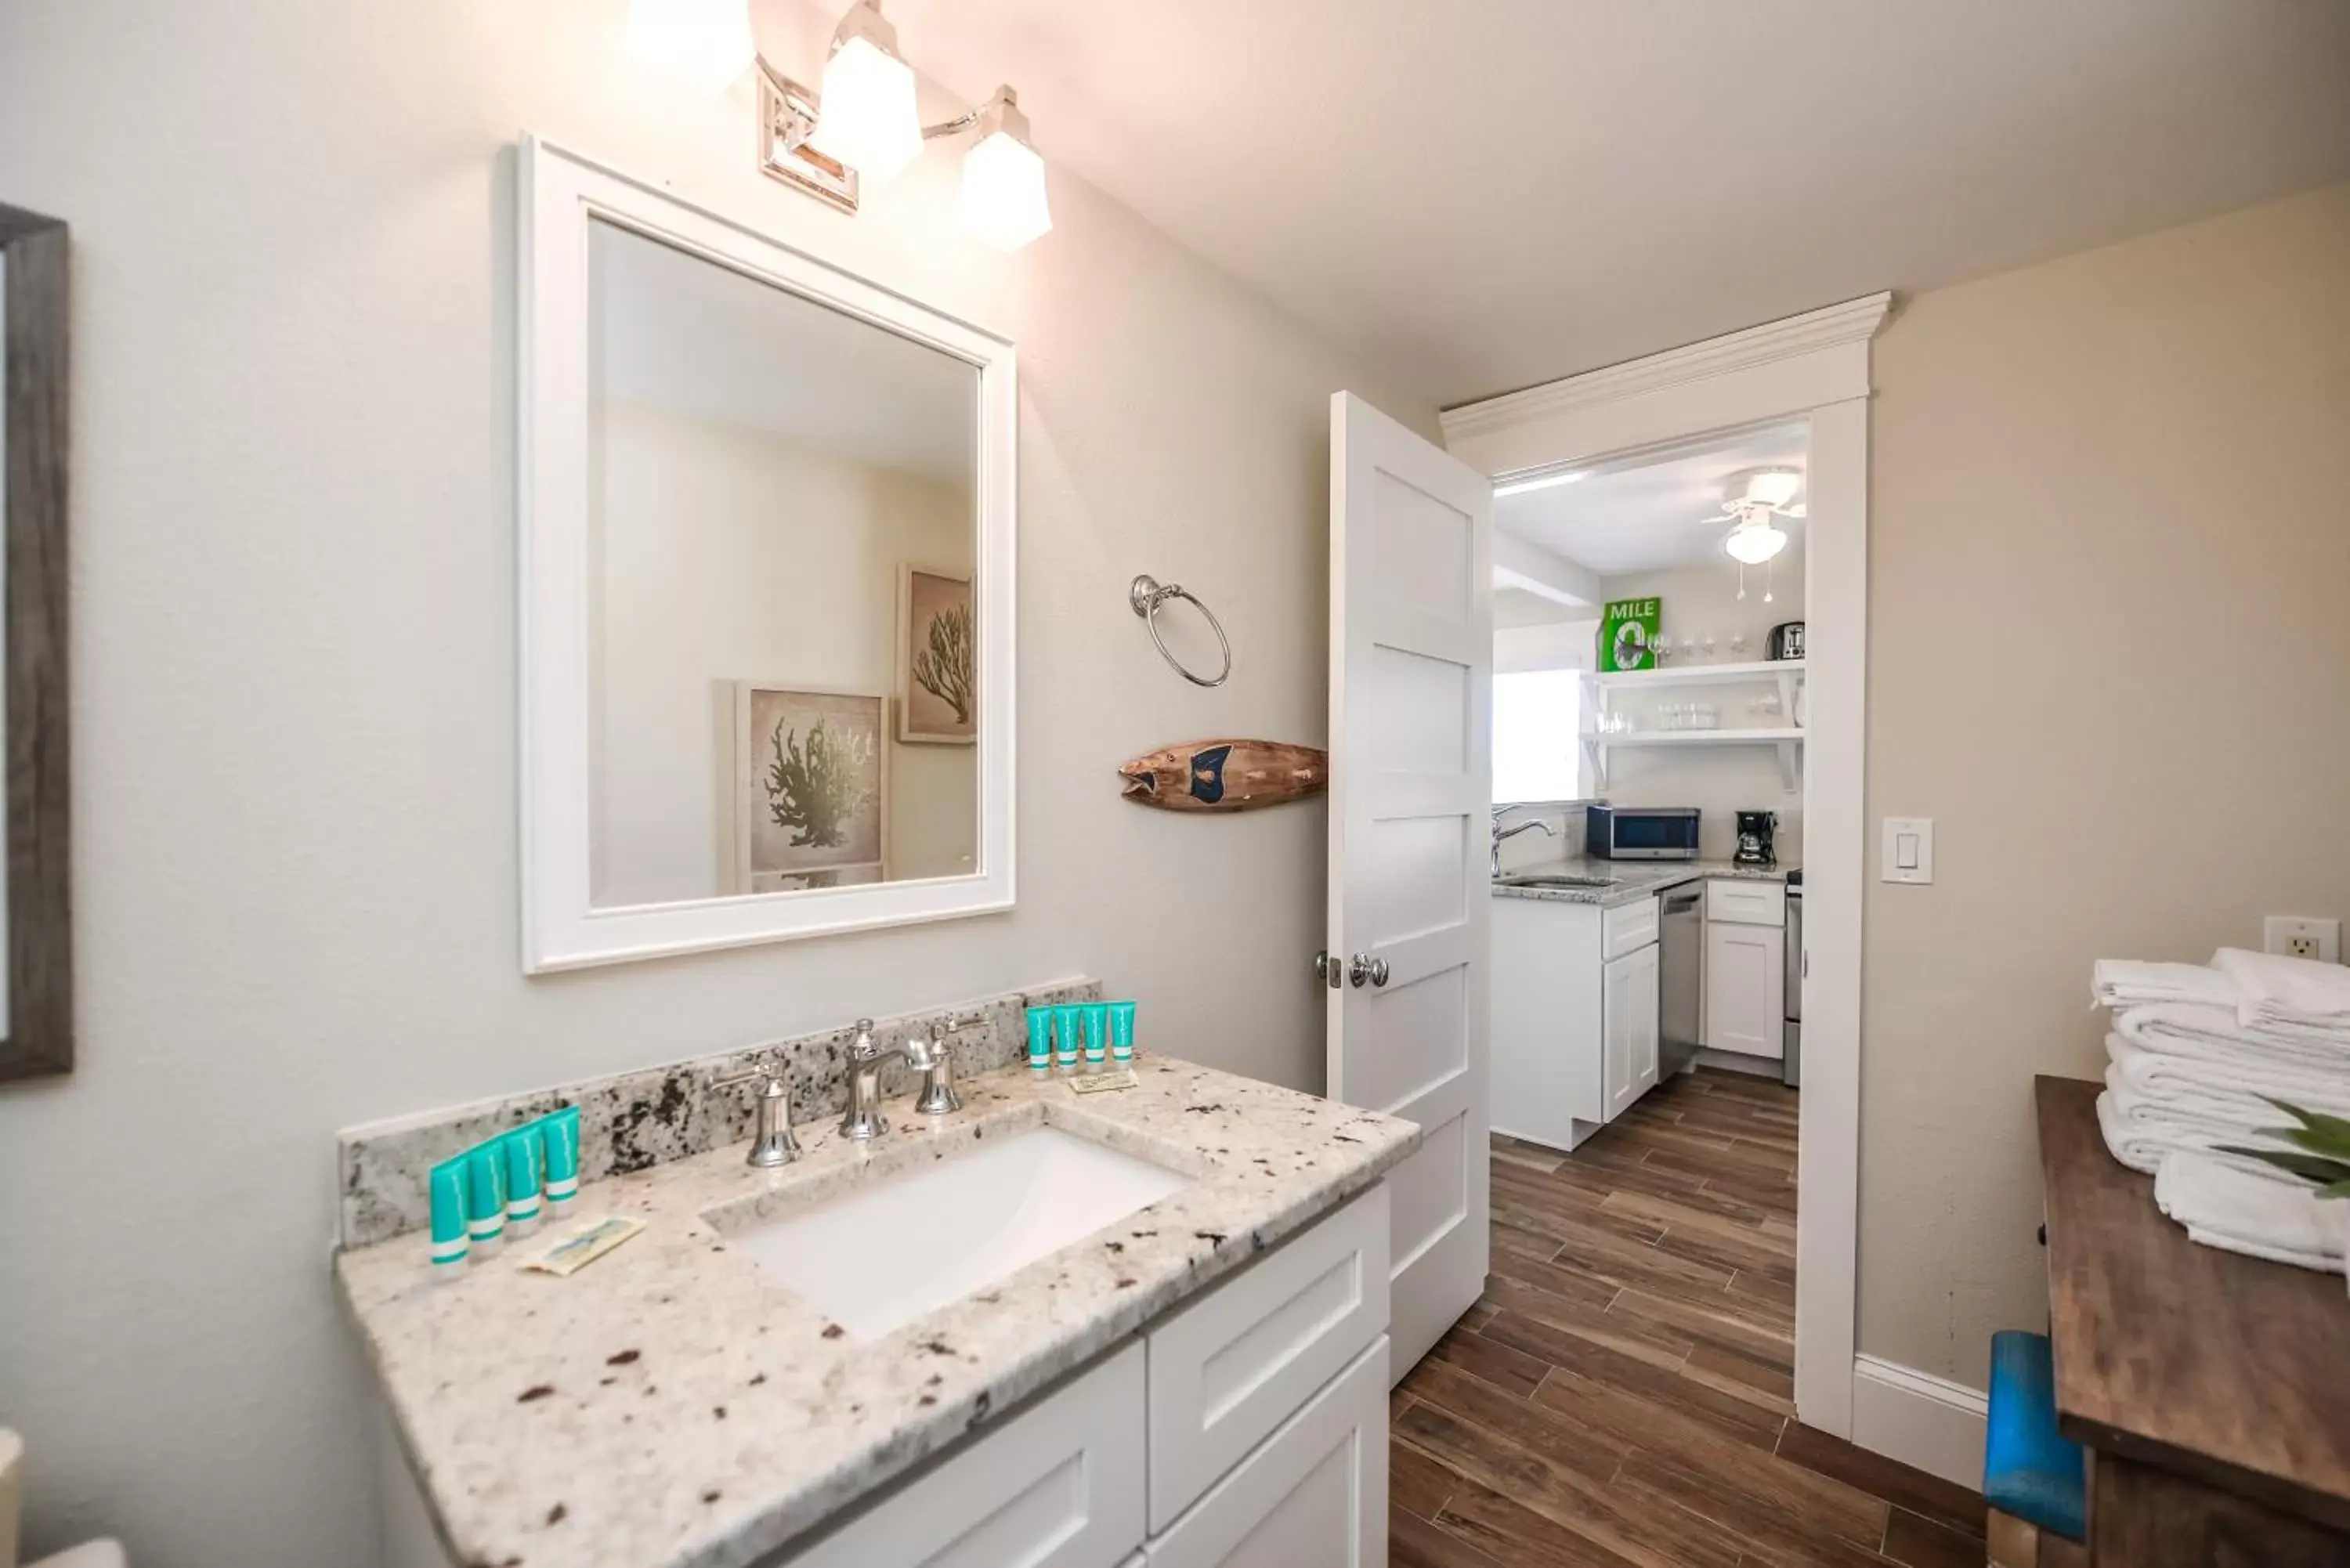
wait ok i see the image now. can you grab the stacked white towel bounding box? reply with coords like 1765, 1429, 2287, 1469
2092, 950, 2350, 1273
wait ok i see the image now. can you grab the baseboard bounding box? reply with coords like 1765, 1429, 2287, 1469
1850, 1355, 1988, 1491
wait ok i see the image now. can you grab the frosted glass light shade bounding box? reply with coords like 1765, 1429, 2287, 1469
809, 36, 922, 181
1724, 521, 1788, 564
623, 0, 754, 94
960, 130, 1052, 251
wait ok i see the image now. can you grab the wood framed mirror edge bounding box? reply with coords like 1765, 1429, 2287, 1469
0, 201, 72, 1081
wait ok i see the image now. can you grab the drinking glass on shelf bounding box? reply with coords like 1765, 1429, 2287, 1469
1701, 634, 1718, 661
1730, 632, 1748, 659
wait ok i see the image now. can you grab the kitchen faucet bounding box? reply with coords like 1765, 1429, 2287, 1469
1491, 817, 1556, 875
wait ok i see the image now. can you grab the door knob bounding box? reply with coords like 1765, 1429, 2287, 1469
1348, 952, 1389, 988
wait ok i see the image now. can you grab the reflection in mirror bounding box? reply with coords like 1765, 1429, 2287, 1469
584, 219, 979, 910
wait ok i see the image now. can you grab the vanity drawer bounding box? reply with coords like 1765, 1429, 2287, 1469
1706, 879, 1786, 927
1144, 1183, 1389, 1533
784, 1340, 1144, 1568
1601, 894, 1660, 959
1145, 1335, 1389, 1568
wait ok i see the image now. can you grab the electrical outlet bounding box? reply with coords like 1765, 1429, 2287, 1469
2264, 916, 2341, 964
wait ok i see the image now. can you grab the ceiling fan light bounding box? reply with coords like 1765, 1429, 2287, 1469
1744, 468, 1802, 510
624, 0, 754, 94
1723, 521, 1788, 565
960, 89, 1051, 250
808, 13, 922, 181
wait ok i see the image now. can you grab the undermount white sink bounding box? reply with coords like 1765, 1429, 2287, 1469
727, 1125, 1192, 1340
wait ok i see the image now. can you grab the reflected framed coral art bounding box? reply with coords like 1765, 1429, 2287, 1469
732, 685, 888, 893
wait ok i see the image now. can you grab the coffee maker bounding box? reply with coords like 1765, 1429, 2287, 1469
1734, 811, 1779, 868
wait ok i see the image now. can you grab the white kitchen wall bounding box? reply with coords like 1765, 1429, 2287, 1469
0, 2, 1434, 1563
1594, 545, 1807, 861
590, 400, 975, 901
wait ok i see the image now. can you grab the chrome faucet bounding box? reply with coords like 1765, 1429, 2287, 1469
904, 1029, 961, 1117
839, 1019, 898, 1141
1491, 817, 1556, 875
713, 1057, 801, 1169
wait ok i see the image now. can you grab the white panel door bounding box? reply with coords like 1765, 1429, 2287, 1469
1705, 922, 1785, 1059
1327, 392, 1492, 1386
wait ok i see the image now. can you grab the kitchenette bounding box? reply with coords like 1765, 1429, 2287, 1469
1487, 423, 1813, 1154
1491, 805, 1799, 1152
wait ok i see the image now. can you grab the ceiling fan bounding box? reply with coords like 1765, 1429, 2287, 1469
1709, 467, 1804, 600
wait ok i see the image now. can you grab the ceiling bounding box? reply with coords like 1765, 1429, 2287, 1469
877, 0, 2350, 405
592, 219, 976, 486
1500, 421, 1806, 576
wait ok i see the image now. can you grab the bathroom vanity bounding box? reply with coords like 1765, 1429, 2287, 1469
338, 1048, 1416, 1568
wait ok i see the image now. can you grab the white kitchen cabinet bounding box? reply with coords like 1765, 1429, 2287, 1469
1603, 941, 1661, 1118
1146, 1339, 1388, 1568
1704, 919, 1784, 1060
1491, 894, 1661, 1149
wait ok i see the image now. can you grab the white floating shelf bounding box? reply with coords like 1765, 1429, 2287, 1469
1591, 658, 1804, 688
1581, 728, 1806, 793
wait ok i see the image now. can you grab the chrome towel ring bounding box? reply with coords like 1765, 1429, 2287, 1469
1129, 574, 1232, 688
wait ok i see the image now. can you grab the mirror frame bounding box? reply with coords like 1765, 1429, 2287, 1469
516, 137, 1015, 973
0, 203, 71, 1081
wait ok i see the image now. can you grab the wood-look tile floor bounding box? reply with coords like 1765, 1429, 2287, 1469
1393, 1068, 1987, 1568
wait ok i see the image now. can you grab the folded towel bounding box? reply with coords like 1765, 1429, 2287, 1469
2092, 959, 2236, 1012
2106, 1031, 2350, 1125
2213, 946, 2350, 1033
2096, 1083, 2292, 1180
2113, 1002, 2350, 1077
2153, 1150, 2345, 1273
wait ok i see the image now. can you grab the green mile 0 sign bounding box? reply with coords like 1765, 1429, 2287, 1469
1599, 597, 1662, 673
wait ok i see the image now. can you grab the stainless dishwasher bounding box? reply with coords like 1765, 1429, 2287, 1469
1658, 882, 1704, 1079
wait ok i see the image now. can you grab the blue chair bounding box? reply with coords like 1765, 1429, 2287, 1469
1983, 1331, 2087, 1565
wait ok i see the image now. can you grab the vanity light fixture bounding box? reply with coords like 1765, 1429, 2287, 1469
624, 0, 756, 95
951, 88, 1053, 251
737, 0, 1056, 249
805, 1, 923, 182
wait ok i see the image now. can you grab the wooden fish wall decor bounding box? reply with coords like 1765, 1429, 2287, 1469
1118, 739, 1329, 812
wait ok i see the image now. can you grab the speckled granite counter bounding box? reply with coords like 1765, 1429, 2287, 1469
1493, 855, 1797, 908
336, 1057, 1419, 1568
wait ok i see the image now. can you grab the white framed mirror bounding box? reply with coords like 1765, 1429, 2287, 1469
518, 137, 1015, 972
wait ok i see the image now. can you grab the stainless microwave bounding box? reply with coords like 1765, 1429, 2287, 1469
1586, 804, 1701, 861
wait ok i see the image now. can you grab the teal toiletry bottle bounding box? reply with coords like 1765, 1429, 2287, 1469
428, 1157, 470, 1268
503, 1125, 544, 1230
1025, 1006, 1054, 1075
1108, 1001, 1137, 1066
1053, 1004, 1082, 1074
542, 1106, 580, 1207
464, 1141, 507, 1250
1082, 1003, 1110, 1070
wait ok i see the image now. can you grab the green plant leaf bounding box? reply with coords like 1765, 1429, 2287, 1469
2258, 1097, 2350, 1150
2319, 1179, 2350, 1201
2216, 1147, 2350, 1187
2283, 1125, 2350, 1161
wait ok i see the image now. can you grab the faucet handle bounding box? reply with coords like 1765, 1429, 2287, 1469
713, 1053, 785, 1093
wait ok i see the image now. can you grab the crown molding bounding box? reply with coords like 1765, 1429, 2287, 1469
1440, 291, 1893, 445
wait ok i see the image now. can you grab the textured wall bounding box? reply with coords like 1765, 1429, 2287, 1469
0, 1, 1431, 1561
1859, 182, 2350, 1382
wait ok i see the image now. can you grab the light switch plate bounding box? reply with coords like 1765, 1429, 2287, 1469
1882, 817, 1934, 884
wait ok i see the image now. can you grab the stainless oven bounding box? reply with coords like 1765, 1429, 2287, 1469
1585, 804, 1701, 861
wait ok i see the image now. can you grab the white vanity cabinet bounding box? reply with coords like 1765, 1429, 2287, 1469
1703, 879, 1785, 1060
1491, 894, 1661, 1151
780, 1182, 1391, 1568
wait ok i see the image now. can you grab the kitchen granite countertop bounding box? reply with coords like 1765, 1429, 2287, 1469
1493, 855, 1798, 908
336, 1056, 1420, 1568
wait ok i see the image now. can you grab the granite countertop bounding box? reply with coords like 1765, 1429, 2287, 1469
1493, 855, 1798, 908
336, 1056, 1420, 1568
